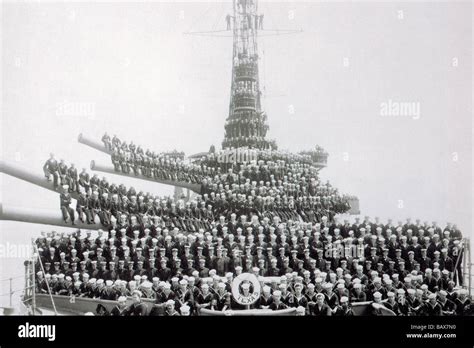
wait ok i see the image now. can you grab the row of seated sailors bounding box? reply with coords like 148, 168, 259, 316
33, 271, 472, 316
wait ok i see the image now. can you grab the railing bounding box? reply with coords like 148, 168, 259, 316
0, 269, 35, 315
0, 274, 25, 307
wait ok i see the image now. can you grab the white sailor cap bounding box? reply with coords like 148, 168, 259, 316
373, 291, 382, 299
166, 300, 175, 306
316, 293, 325, 300
323, 282, 333, 289
387, 282, 401, 292
106, 280, 113, 286
340, 296, 348, 303
141, 281, 152, 289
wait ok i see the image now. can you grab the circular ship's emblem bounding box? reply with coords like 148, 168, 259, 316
231, 273, 261, 305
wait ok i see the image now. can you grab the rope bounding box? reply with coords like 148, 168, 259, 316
0, 275, 26, 282
453, 239, 464, 278
0, 285, 34, 296
32, 243, 58, 315
212, 0, 227, 32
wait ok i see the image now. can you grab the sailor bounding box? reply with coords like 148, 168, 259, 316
269, 290, 288, 311
370, 291, 384, 316
60, 185, 75, 225
157, 258, 172, 282
334, 296, 354, 316
140, 281, 156, 299
454, 289, 471, 316
383, 291, 398, 313
396, 289, 410, 316
308, 293, 331, 316
164, 300, 180, 316
127, 290, 148, 316
423, 293, 442, 316
101, 280, 117, 300
212, 282, 231, 312
175, 279, 193, 309
110, 296, 129, 316
157, 282, 175, 305
257, 285, 273, 309
195, 284, 214, 313
43, 153, 60, 189
305, 283, 318, 303
406, 288, 422, 314
438, 290, 456, 316
292, 283, 308, 309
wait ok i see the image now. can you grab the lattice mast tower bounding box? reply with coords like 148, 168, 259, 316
223, 0, 275, 151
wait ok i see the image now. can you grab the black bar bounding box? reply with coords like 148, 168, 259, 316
0, 316, 473, 346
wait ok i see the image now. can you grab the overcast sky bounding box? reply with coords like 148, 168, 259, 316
0, 1, 472, 297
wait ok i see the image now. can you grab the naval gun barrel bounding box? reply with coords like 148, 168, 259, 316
90, 160, 202, 193
78, 133, 112, 155
0, 203, 102, 230
0, 160, 79, 200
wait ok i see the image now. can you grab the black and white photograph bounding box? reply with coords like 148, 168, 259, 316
0, 0, 472, 345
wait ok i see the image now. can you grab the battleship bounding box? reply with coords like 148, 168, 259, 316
0, 0, 472, 317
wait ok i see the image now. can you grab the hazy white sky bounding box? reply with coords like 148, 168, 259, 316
0, 1, 472, 296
